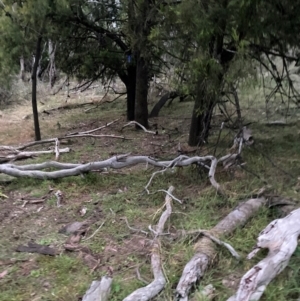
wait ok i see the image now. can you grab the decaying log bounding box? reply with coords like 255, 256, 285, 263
227, 207, 300, 301
82, 276, 112, 301
175, 197, 267, 301
123, 186, 174, 301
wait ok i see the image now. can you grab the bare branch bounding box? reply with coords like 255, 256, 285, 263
55, 138, 60, 161
123, 186, 174, 301
67, 119, 119, 136
122, 121, 157, 135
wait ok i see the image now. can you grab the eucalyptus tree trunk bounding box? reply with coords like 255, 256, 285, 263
31, 35, 42, 141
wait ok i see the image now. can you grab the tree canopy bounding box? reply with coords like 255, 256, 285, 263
1, 0, 300, 143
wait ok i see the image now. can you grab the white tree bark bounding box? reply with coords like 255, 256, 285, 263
227, 207, 300, 301
175, 197, 267, 300
0, 154, 227, 188
82, 276, 112, 301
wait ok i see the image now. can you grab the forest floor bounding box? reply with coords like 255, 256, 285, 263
1, 82, 300, 301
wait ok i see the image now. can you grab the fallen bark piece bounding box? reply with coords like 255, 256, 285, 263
82, 276, 112, 301
123, 186, 174, 301
175, 197, 267, 300
227, 207, 300, 301
16, 242, 58, 256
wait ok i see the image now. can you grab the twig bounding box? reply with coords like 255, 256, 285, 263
67, 119, 119, 136
213, 122, 224, 156
156, 189, 182, 204
65, 134, 130, 140
178, 229, 240, 259
123, 217, 149, 235
136, 267, 149, 285
83, 220, 106, 242
122, 121, 157, 135
84, 94, 125, 113
144, 169, 168, 193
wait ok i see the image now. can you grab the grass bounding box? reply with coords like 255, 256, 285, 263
0, 79, 300, 301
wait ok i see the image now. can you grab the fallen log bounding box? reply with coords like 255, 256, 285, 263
175, 197, 267, 300
226, 207, 300, 301
0, 154, 233, 196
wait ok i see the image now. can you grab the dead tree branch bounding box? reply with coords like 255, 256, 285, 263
0, 146, 70, 163
67, 119, 119, 136
175, 197, 267, 300
123, 186, 174, 301
0, 153, 240, 196
227, 207, 300, 301
122, 121, 157, 135
82, 276, 112, 301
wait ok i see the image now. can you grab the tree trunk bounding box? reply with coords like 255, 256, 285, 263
31, 36, 42, 141
149, 91, 178, 118
188, 75, 218, 146
48, 40, 57, 88
19, 56, 26, 81
188, 97, 215, 146
134, 53, 149, 128
118, 63, 136, 121
126, 64, 136, 121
